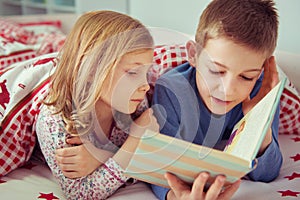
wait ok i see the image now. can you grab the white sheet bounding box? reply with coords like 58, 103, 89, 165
0, 134, 299, 200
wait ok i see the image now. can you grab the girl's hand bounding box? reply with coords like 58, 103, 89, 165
166, 172, 241, 200
242, 56, 279, 114
130, 108, 159, 138
114, 108, 159, 169
55, 136, 113, 178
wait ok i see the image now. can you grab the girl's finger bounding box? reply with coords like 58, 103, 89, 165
61, 170, 80, 179
55, 154, 77, 164
66, 136, 83, 145
58, 163, 78, 172
55, 146, 80, 157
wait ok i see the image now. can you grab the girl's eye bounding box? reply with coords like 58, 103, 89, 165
127, 70, 137, 75
209, 69, 225, 75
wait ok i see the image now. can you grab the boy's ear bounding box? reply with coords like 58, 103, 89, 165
186, 40, 198, 67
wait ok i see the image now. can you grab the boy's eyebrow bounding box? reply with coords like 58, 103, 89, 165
213, 61, 262, 72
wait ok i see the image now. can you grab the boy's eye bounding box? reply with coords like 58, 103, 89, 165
241, 75, 254, 81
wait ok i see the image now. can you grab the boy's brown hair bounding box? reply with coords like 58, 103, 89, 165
195, 0, 278, 57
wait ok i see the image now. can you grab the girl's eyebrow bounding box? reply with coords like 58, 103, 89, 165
212, 61, 262, 72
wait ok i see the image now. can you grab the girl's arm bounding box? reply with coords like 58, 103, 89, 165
36, 106, 130, 200
55, 137, 114, 178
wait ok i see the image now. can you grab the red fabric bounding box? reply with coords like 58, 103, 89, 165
0, 54, 57, 177
0, 19, 34, 44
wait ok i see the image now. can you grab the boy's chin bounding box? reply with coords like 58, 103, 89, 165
208, 105, 232, 116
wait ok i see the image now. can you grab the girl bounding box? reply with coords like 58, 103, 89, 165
36, 10, 158, 199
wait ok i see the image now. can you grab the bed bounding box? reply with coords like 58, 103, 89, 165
0, 14, 299, 200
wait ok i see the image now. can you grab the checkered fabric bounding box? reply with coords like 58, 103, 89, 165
149, 44, 188, 86
0, 81, 49, 176
0, 53, 57, 177
279, 87, 300, 135
148, 44, 300, 135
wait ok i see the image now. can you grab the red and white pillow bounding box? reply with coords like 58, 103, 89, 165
277, 67, 300, 134
0, 19, 34, 44
0, 19, 65, 70
149, 44, 300, 135
18, 20, 65, 47
0, 53, 58, 177
0, 19, 36, 70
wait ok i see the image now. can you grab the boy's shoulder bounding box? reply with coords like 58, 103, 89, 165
158, 62, 195, 82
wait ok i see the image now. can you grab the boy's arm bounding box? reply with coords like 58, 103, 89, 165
248, 106, 283, 181
245, 56, 282, 181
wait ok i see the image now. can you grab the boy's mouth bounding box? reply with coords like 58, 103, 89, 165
211, 96, 232, 105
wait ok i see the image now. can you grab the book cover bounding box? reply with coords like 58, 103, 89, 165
125, 79, 286, 188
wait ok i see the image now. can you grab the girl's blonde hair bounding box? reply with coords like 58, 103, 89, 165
195, 0, 278, 57
46, 10, 154, 135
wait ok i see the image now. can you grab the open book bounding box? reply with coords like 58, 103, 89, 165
125, 79, 286, 188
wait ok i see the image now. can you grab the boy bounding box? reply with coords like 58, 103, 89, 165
151, 0, 282, 199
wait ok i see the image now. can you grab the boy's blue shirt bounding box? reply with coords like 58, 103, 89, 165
150, 62, 283, 200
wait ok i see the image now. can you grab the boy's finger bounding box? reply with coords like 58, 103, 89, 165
219, 179, 241, 199
165, 172, 189, 197
205, 175, 226, 199
191, 172, 209, 197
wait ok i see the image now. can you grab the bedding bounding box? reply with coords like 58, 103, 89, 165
0, 14, 299, 200
0, 135, 298, 200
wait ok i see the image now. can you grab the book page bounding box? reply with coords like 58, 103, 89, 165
223, 79, 286, 161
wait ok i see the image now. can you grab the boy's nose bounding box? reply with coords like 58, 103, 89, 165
218, 77, 236, 96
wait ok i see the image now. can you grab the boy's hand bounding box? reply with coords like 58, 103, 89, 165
242, 56, 279, 155
165, 172, 241, 200
242, 56, 279, 114
55, 137, 113, 178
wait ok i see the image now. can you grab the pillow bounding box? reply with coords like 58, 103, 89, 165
0, 52, 58, 177
36, 32, 66, 56
0, 19, 66, 70
18, 20, 64, 45
148, 44, 300, 135
18, 20, 62, 35
148, 44, 187, 86
277, 67, 300, 135
0, 18, 34, 44
0, 36, 36, 70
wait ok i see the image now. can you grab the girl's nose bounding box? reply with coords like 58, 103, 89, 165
139, 83, 150, 92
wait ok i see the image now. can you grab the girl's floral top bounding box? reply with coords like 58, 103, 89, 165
35, 100, 148, 200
